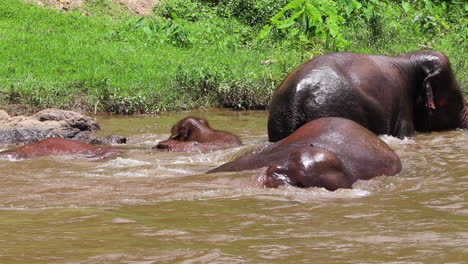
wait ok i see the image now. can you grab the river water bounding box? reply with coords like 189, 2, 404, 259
0, 110, 466, 263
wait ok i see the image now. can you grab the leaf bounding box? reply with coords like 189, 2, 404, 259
271, 0, 306, 24
258, 25, 272, 39
299, 33, 308, 42
290, 8, 305, 20
402, 2, 411, 13
352, 0, 362, 10
362, 7, 374, 21
290, 28, 300, 37
343, 0, 362, 15
305, 3, 322, 25
142, 26, 153, 38
319, 0, 338, 16
277, 18, 296, 29
327, 17, 340, 38
135, 17, 146, 29
344, 5, 353, 16
170, 12, 182, 23
315, 27, 326, 39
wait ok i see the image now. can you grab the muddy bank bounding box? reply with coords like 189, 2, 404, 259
24, 0, 159, 15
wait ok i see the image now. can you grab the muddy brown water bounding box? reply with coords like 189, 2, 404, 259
0, 110, 466, 263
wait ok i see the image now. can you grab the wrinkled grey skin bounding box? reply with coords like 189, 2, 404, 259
268, 50, 468, 142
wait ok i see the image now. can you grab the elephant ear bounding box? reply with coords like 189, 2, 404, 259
177, 126, 190, 141
199, 118, 210, 128
169, 126, 189, 141
422, 70, 439, 115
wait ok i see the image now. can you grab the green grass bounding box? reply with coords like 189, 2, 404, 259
0, 0, 466, 114
0, 0, 300, 113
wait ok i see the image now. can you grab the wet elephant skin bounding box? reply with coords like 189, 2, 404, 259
210, 117, 402, 191
268, 50, 468, 142
0, 137, 122, 159
154, 117, 242, 152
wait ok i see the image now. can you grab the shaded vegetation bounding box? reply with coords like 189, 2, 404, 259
0, 0, 466, 114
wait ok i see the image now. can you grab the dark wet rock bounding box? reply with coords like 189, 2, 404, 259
32, 108, 100, 131
67, 131, 128, 145
90, 135, 127, 145
0, 109, 127, 147
71, 131, 95, 142
1, 109, 99, 131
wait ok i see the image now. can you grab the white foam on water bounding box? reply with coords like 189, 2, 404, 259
171, 154, 221, 165
119, 198, 148, 205
178, 249, 246, 264
0, 154, 23, 161
140, 140, 160, 146
1, 153, 104, 161
0, 206, 29, 211
154, 166, 193, 175
111, 218, 136, 224
278, 186, 372, 203
80, 169, 149, 178
59, 154, 92, 160
130, 133, 167, 146
160, 181, 373, 203
110, 170, 154, 178
380, 135, 416, 146
350, 188, 371, 196
138, 229, 190, 237
79, 164, 193, 179
97, 157, 151, 168
0, 205, 85, 211
166, 146, 247, 165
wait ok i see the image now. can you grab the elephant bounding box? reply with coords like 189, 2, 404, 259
268, 50, 468, 142
0, 137, 122, 160
209, 117, 402, 191
154, 117, 242, 152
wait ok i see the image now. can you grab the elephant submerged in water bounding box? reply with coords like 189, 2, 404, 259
154, 117, 242, 152
268, 50, 468, 142
210, 117, 402, 191
0, 138, 122, 160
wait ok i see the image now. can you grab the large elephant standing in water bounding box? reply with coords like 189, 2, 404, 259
268, 50, 468, 142
210, 117, 401, 191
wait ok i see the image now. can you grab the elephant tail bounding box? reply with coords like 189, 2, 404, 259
461, 106, 468, 129
267, 109, 304, 143
267, 114, 284, 142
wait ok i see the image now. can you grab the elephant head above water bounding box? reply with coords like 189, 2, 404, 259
154, 117, 242, 152
210, 117, 402, 191
267, 50, 467, 142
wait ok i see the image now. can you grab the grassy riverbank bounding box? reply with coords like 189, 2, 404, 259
0, 0, 466, 114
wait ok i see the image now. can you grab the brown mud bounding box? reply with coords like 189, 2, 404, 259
24, 0, 159, 16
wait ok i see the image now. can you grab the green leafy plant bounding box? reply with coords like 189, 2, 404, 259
261, 0, 351, 57
215, 0, 289, 28
0, 0, 465, 113
135, 13, 193, 47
